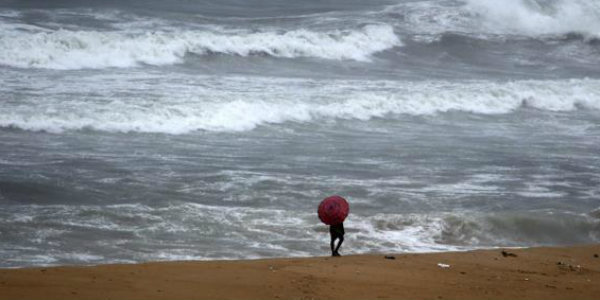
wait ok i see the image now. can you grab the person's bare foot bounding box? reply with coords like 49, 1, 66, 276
333, 252, 341, 257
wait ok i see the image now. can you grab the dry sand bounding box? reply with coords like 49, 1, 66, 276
1, 244, 599, 300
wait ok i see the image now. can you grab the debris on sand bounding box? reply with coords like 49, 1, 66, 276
557, 262, 583, 272
384, 256, 396, 260
501, 250, 517, 258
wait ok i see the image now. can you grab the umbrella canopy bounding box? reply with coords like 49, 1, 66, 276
318, 195, 349, 225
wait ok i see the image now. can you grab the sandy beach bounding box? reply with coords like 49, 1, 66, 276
1, 244, 598, 300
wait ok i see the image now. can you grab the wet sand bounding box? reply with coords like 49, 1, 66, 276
1, 245, 599, 300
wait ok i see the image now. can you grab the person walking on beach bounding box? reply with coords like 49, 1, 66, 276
330, 222, 344, 256
318, 195, 349, 257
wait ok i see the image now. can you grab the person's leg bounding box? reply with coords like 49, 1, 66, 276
334, 235, 344, 256
330, 234, 336, 256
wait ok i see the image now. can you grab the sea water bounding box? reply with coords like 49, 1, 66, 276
0, 0, 599, 267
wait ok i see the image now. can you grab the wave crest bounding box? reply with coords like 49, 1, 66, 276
1, 77, 598, 134
466, 0, 600, 38
0, 24, 400, 69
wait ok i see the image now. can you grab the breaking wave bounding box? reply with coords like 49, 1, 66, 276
0, 23, 400, 69
384, 0, 600, 41
1, 77, 599, 134
465, 0, 600, 38
1, 202, 598, 267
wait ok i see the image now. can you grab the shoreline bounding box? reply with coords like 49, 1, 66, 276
0, 246, 522, 270
1, 244, 599, 300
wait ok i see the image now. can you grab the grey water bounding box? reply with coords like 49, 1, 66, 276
0, 0, 599, 267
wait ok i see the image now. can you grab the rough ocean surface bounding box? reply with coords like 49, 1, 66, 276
1, 0, 599, 268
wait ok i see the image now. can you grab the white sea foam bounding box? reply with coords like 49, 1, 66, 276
516, 183, 567, 198
385, 0, 600, 40
1, 76, 598, 134
0, 9, 21, 18
465, 0, 600, 38
0, 23, 399, 69
2, 202, 599, 267
57, 253, 104, 262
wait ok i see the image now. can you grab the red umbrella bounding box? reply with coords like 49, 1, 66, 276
318, 195, 349, 225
